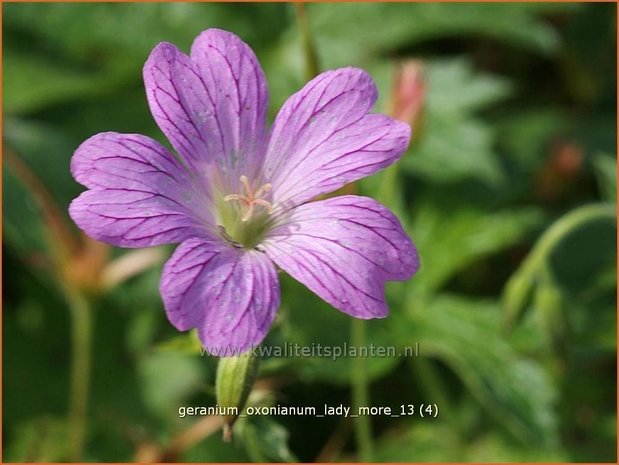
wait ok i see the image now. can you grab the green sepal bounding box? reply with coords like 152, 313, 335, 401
216, 351, 260, 441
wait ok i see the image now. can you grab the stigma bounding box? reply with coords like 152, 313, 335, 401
224, 175, 274, 222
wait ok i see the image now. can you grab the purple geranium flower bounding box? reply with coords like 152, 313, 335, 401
69, 29, 419, 353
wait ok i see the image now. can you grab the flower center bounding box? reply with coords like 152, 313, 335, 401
217, 175, 274, 249
223, 175, 274, 222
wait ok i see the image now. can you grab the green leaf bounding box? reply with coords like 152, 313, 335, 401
375, 423, 566, 462
4, 3, 289, 114
239, 417, 298, 462
138, 351, 205, 419
427, 58, 513, 117
592, 152, 617, 203
375, 422, 462, 462
277, 276, 401, 385
402, 58, 512, 184
310, 3, 572, 68
465, 432, 567, 462
181, 433, 250, 462
6, 416, 71, 462
568, 262, 616, 351
2, 167, 49, 258
3, 50, 134, 114
410, 205, 543, 298
4, 3, 282, 61
406, 116, 503, 184
399, 295, 559, 446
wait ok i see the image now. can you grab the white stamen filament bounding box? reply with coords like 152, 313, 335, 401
224, 175, 274, 222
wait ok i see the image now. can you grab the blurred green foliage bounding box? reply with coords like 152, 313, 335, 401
3, 2, 616, 462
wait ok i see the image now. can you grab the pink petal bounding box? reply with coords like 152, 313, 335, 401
263, 196, 419, 318
263, 68, 411, 208
143, 29, 268, 182
69, 132, 211, 247
160, 238, 280, 353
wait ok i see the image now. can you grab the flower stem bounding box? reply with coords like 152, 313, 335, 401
294, 2, 320, 80
526, 203, 615, 268
65, 288, 93, 461
351, 318, 374, 461
503, 203, 616, 329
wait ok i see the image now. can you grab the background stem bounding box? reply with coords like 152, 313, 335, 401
351, 318, 374, 461
526, 203, 615, 269
294, 2, 320, 80
502, 203, 616, 329
378, 164, 399, 208
65, 289, 93, 461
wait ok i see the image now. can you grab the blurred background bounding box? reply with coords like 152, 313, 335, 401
2, 2, 617, 462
